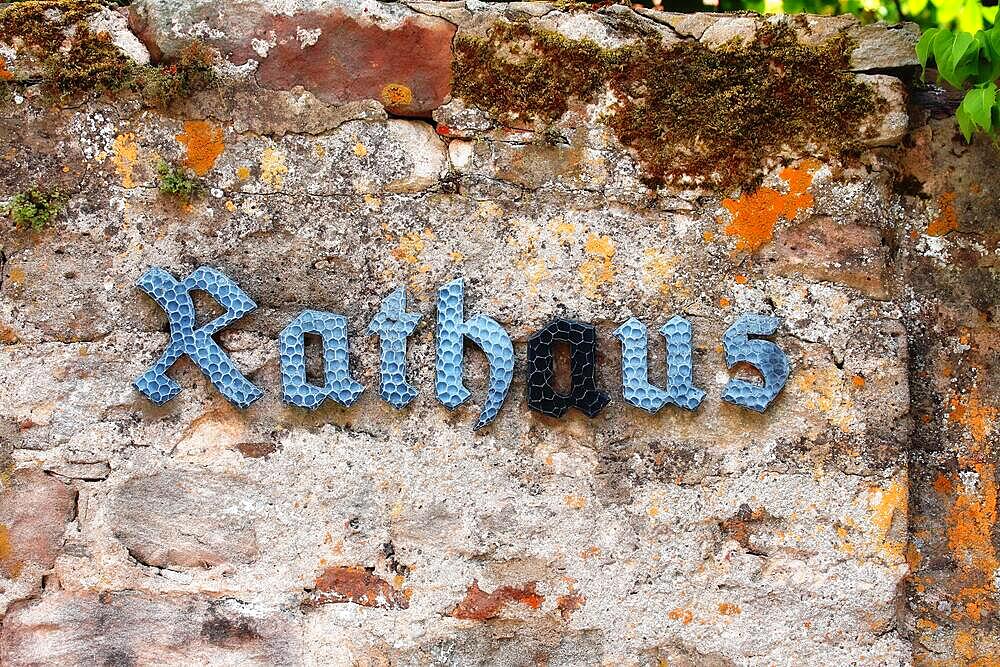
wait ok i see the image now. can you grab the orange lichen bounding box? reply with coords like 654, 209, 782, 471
304, 565, 410, 609
0, 523, 11, 560
0, 325, 18, 344
718, 602, 742, 615
720, 160, 820, 252
934, 472, 954, 495
906, 542, 923, 571
948, 463, 998, 578
380, 83, 413, 108
927, 191, 958, 237
734, 274, 748, 284
451, 580, 544, 620
176, 120, 224, 176
870, 477, 907, 561
948, 387, 997, 443
0, 55, 12, 80
719, 296, 732, 308
667, 608, 694, 624
851, 374, 866, 388
934, 449, 1000, 649
0, 523, 22, 578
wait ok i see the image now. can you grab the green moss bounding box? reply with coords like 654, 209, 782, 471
157, 161, 203, 202
451, 20, 878, 189
4, 189, 62, 231
0, 1, 216, 105
452, 22, 618, 126
131, 41, 217, 108
0, 0, 105, 48
43, 27, 135, 96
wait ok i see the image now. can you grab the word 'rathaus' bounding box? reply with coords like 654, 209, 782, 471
134, 267, 791, 430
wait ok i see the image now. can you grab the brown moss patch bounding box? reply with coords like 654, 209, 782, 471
451, 21, 612, 127
451, 20, 877, 189
0, 1, 215, 105
0, 0, 104, 48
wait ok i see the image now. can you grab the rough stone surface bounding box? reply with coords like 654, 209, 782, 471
0, 470, 76, 616
0, 2, 997, 665
129, 0, 456, 116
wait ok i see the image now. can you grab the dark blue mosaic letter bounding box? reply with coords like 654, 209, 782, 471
526, 319, 610, 419
279, 310, 364, 409
134, 266, 263, 408
435, 279, 514, 430
368, 287, 422, 408
721, 314, 790, 412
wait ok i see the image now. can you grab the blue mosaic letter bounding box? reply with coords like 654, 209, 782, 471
134, 266, 263, 408
721, 314, 790, 412
279, 310, 364, 409
435, 279, 514, 430
367, 287, 422, 408
613, 316, 705, 414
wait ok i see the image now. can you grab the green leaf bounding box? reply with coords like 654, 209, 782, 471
982, 24, 1000, 62
973, 31, 1000, 82
917, 28, 940, 78
935, 30, 980, 88
958, 0, 984, 33
956, 104, 975, 142
960, 83, 996, 135
932, 30, 958, 85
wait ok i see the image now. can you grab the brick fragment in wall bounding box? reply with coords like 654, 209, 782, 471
0, 2, 996, 665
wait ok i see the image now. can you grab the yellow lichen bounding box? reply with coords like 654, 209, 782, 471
392, 232, 425, 264
111, 133, 138, 189
579, 233, 615, 296
259, 147, 288, 187
795, 366, 857, 433
642, 248, 679, 297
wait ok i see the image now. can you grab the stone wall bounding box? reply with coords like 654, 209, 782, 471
0, 1, 997, 665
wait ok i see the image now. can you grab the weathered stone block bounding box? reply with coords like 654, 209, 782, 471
0, 469, 76, 615
107, 467, 260, 569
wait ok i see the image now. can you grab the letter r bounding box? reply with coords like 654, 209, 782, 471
134, 266, 263, 408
